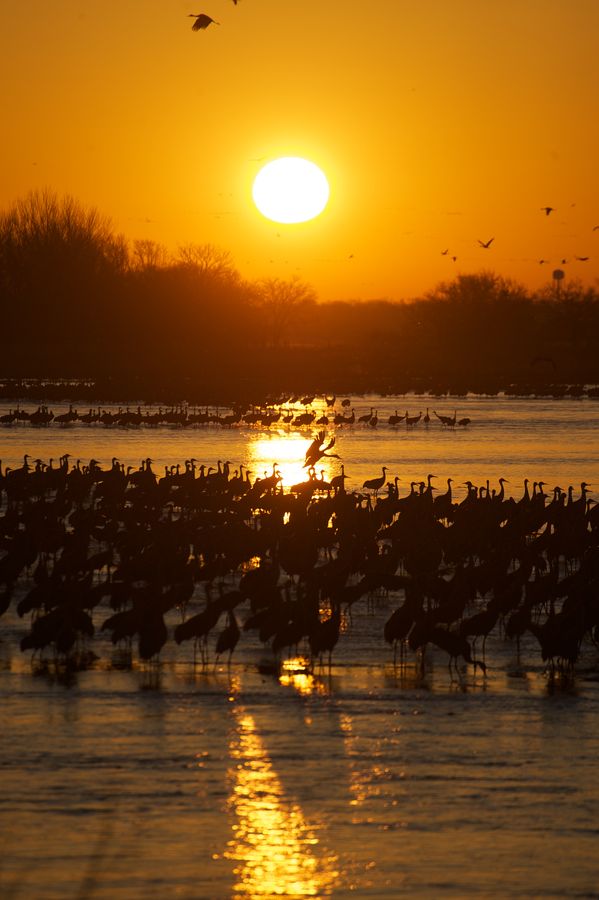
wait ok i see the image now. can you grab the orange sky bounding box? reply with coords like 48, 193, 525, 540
2, 0, 598, 301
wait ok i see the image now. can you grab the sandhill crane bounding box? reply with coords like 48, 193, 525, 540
405, 411, 422, 427
363, 466, 387, 496
429, 627, 486, 676
435, 410, 457, 426
215, 611, 240, 666
541, 207, 555, 216
329, 465, 348, 494
384, 601, 414, 666
309, 604, 341, 668
188, 13, 219, 30
303, 431, 340, 468
478, 237, 494, 248
388, 410, 405, 425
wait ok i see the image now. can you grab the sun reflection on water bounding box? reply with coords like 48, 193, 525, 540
247, 432, 341, 493
225, 706, 338, 898
279, 657, 328, 696
340, 714, 385, 812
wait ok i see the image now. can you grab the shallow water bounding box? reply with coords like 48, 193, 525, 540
1, 393, 598, 500
1, 394, 599, 899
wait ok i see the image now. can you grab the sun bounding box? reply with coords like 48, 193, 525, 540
252, 157, 330, 224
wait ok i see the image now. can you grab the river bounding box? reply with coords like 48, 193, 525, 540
1, 393, 599, 898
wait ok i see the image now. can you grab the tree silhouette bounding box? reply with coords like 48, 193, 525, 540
0, 190, 127, 373
131, 239, 171, 271
1, 190, 599, 393
177, 243, 238, 280
252, 276, 317, 348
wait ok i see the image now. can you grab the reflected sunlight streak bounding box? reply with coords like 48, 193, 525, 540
225, 708, 338, 897
279, 657, 328, 696
340, 714, 384, 812
247, 433, 339, 493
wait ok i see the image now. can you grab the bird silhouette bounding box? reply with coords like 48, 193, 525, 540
362, 466, 387, 495
303, 431, 340, 468
478, 237, 494, 248
215, 611, 240, 665
329, 465, 348, 494
188, 13, 219, 30
575, 256, 590, 261
541, 207, 555, 216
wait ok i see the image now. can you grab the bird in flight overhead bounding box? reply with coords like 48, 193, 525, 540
575, 256, 590, 261
477, 237, 494, 248
541, 206, 555, 216
189, 13, 219, 30
441, 248, 449, 255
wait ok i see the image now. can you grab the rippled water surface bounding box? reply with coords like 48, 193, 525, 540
1, 394, 599, 898
1, 393, 598, 499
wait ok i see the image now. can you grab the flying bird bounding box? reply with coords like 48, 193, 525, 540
478, 237, 494, 248
541, 206, 555, 216
441, 248, 449, 255
188, 13, 219, 30
575, 256, 590, 261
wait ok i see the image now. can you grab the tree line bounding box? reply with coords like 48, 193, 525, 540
1, 190, 598, 400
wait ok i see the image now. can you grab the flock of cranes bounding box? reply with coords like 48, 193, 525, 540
1, 448, 597, 681
0, 401, 471, 430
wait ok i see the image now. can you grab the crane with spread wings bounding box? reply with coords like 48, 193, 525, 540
188, 13, 219, 30
303, 431, 340, 468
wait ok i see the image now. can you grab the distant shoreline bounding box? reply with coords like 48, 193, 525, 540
1, 378, 598, 406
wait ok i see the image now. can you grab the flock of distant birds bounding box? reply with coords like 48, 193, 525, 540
0, 398, 470, 430
1, 441, 597, 682
439, 206, 598, 265
186, 6, 599, 272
